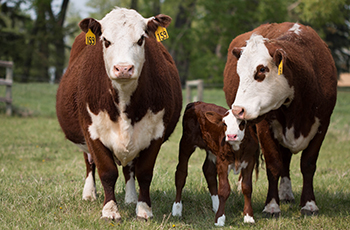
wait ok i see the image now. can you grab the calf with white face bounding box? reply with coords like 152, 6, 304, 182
172, 102, 259, 226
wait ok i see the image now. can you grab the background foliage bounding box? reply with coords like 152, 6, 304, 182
0, 0, 349, 85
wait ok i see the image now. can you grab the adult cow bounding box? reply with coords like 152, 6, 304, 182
223, 22, 337, 216
56, 7, 182, 221
172, 102, 260, 226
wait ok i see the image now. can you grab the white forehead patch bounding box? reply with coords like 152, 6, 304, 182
100, 8, 147, 41
223, 110, 245, 150
289, 23, 301, 35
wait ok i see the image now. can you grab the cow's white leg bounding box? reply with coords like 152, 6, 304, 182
211, 195, 219, 213
172, 201, 182, 216
214, 214, 225, 226
301, 201, 319, 215
101, 200, 121, 220
262, 198, 281, 216
82, 171, 96, 201
244, 213, 255, 223
279, 177, 295, 202
136, 201, 153, 219
125, 175, 138, 204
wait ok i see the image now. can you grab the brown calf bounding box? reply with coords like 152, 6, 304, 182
172, 102, 259, 226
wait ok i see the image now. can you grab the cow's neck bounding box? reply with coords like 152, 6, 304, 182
112, 79, 138, 111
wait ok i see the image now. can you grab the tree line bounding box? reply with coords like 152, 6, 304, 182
0, 0, 349, 85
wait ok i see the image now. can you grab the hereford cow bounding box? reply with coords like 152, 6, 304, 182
223, 22, 337, 217
56, 7, 182, 220
171, 102, 259, 226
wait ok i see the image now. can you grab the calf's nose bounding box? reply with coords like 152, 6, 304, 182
113, 64, 134, 79
227, 134, 238, 141
231, 106, 245, 119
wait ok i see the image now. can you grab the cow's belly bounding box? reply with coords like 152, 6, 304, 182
87, 106, 165, 166
271, 118, 320, 153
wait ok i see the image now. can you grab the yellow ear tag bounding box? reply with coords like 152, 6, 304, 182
86, 29, 96, 46
155, 26, 169, 42
278, 60, 283, 75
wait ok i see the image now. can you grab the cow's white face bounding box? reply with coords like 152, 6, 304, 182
99, 8, 149, 86
223, 110, 246, 150
232, 34, 294, 120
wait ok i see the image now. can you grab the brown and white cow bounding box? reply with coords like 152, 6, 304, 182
171, 102, 259, 226
56, 7, 182, 221
223, 22, 337, 216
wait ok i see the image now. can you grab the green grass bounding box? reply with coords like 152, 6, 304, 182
0, 83, 349, 229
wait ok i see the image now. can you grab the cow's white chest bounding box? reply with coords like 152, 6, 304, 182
87, 105, 165, 166
271, 118, 320, 153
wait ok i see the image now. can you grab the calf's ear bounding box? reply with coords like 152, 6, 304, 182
147, 14, 172, 33
205, 111, 223, 126
79, 18, 102, 37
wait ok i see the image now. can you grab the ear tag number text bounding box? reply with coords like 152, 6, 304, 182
86, 29, 96, 46
155, 26, 169, 42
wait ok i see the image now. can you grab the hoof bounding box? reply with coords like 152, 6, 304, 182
262, 211, 281, 219
300, 209, 318, 216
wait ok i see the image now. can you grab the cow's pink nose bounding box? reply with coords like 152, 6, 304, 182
231, 106, 245, 119
227, 134, 238, 141
114, 64, 134, 79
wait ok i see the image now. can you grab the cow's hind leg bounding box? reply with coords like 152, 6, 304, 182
202, 151, 219, 213
82, 152, 97, 201
135, 139, 163, 220
123, 161, 138, 204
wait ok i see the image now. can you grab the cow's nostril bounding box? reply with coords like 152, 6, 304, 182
238, 109, 244, 116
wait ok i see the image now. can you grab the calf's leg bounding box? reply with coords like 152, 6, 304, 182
202, 151, 219, 213
82, 152, 97, 201
123, 161, 138, 204
214, 157, 230, 227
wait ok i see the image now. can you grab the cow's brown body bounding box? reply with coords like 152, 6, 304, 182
56, 11, 182, 220
223, 22, 337, 216
173, 102, 259, 225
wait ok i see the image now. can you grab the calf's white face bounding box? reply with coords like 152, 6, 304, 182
223, 110, 246, 150
99, 8, 149, 83
232, 34, 294, 120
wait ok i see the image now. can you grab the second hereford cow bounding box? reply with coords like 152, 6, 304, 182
224, 22, 337, 216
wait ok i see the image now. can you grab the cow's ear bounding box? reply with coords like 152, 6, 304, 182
232, 47, 242, 59
147, 14, 172, 33
205, 111, 223, 126
79, 18, 102, 37
272, 49, 286, 67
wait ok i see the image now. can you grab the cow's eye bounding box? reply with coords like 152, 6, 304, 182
260, 67, 266, 73
137, 35, 145, 46
103, 37, 111, 48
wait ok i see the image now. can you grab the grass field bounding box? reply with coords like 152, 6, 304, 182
0, 83, 350, 229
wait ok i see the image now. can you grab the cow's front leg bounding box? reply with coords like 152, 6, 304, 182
214, 157, 230, 227
257, 121, 282, 218
88, 139, 120, 221
135, 139, 163, 220
279, 147, 295, 203
123, 161, 138, 204
82, 151, 97, 201
299, 120, 329, 215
